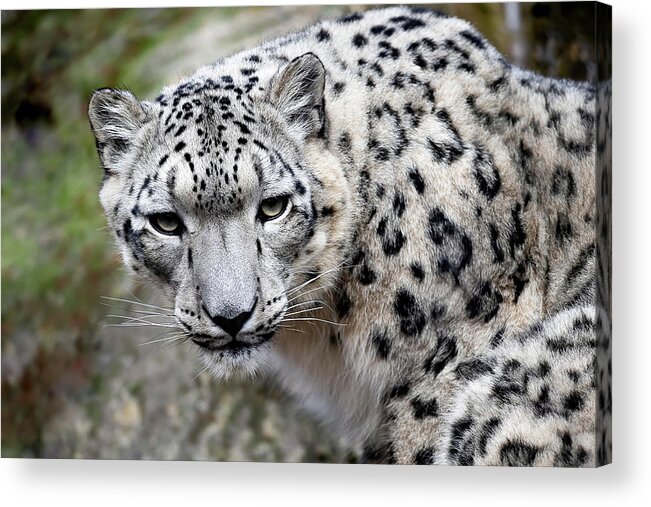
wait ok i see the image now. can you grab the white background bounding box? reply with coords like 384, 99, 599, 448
1, 0, 649, 505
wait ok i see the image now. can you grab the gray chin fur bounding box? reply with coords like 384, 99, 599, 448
195, 337, 274, 381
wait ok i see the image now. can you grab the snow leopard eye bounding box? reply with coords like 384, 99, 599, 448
259, 196, 290, 221
149, 213, 183, 235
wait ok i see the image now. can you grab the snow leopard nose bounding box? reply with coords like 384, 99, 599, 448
203, 298, 257, 339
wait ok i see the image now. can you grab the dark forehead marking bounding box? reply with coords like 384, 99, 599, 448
271, 150, 295, 177
253, 139, 268, 151
153, 66, 307, 211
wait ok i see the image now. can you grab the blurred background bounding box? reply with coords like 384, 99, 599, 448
2, 2, 598, 461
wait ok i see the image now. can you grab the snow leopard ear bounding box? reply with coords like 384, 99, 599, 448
88, 88, 150, 173
269, 53, 326, 140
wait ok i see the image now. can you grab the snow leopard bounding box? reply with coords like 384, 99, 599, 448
88, 6, 611, 466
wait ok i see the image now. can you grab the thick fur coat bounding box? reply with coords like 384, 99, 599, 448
89, 7, 611, 466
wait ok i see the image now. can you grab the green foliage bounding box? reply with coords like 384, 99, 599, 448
1, 8, 204, 456
1, 9, 205, 329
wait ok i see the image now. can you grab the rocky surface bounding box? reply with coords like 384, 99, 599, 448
38, 287, 356, 462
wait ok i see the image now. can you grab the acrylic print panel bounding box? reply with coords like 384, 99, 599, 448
2, 2, 611, 466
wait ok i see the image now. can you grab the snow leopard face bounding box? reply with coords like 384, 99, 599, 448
89, 54, 348, 378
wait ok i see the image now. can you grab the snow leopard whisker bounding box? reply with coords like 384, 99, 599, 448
283, 306, 325, 317
105, 314, 177, 326
286, 263, 359, 304
101, 296, 173, 312
140, 328, 185, 342
104, 322, 179, 329
277, 324, 305, 334
287, 284, 334, 305
286, 299, 323, 310
122, 308, 175, 317
192, 365, 211, 382
285, 299, 334, 314
105, 311, 176, 323
285, 261, 353, 297
138, 334, 187, 347
288, 287, 338, 316
282, 317, 346, 327
125, 287, 173, 308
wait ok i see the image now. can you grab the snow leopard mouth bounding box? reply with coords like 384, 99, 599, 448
190, 332, 274, 354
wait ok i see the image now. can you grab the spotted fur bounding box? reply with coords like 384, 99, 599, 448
89, 7, 611, 466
